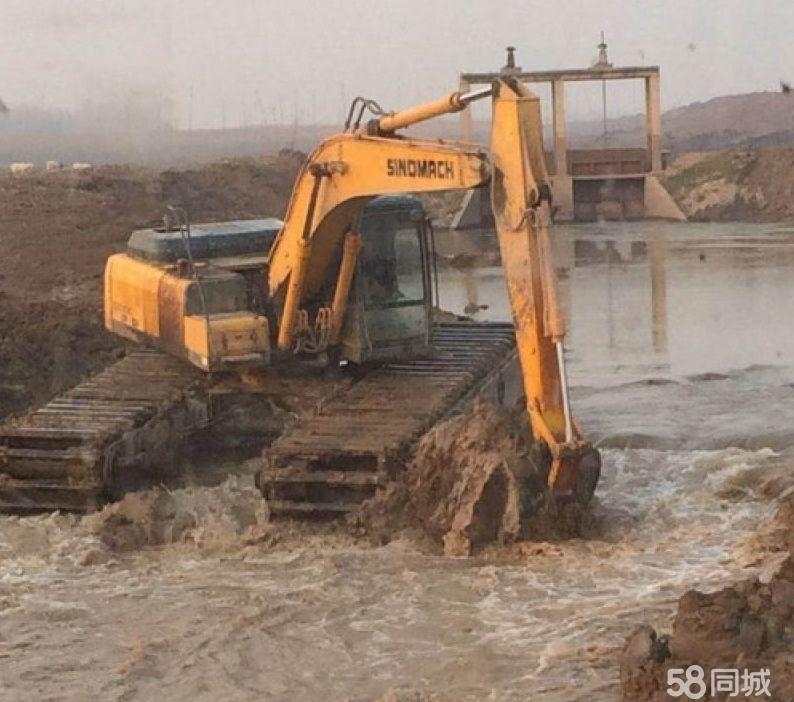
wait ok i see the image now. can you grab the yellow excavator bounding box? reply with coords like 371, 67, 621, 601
0, 76, 600, 516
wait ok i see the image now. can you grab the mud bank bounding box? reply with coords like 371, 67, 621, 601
0, 295, 121, 418
620, 479, 794, 701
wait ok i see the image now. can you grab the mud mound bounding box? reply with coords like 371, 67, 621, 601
620, 495, 794, 701
85, 477, 269, 552
0, 158, 300, 299
405, 399, 527, 556
354, 400, 590, 556
157, 154, 301, 222
0, 296, 122, 418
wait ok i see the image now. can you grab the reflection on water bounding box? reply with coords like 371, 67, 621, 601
648, 235, 668, 354
434, 221, 794, 383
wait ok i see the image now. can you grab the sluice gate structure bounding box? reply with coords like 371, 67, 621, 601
457, 42, 684, 222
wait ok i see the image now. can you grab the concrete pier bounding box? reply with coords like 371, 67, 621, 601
645, 72, 663, 173
551, 79, 574, 219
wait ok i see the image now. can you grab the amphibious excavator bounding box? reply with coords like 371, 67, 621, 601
0, 76, 600, 516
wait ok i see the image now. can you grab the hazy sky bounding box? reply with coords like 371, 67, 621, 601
3, 0, 792, 128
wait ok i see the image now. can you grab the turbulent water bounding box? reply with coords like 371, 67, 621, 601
2, 221, 794, 701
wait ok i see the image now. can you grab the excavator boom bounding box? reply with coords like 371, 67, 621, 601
266, 134, 489, 351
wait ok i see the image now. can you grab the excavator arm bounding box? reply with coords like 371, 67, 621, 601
265, 79, 600, 500
489, 78, 600, 500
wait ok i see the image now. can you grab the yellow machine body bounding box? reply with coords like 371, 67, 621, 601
104, 253, 269, 371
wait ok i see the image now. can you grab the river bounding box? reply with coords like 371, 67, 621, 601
1, 220, 792, 701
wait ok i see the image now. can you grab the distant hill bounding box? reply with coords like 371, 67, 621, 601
565, 91, 794, 153
1, 90, 793, 166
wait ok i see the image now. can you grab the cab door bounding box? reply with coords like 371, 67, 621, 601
357, 216, 431, 358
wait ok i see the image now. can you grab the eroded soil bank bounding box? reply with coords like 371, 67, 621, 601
620, 472, 794, 701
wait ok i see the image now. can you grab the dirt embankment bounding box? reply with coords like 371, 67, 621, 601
663, 148, 794, 222
0, 154, 302, 419
620, 476, 794, 701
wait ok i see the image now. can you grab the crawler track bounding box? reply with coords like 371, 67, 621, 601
0, 350, 207, 514
257, 322, 520, 516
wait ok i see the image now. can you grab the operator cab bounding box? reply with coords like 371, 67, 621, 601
340, 195, 433, 363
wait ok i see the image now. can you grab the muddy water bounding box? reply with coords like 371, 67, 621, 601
2, 221, 794, 701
